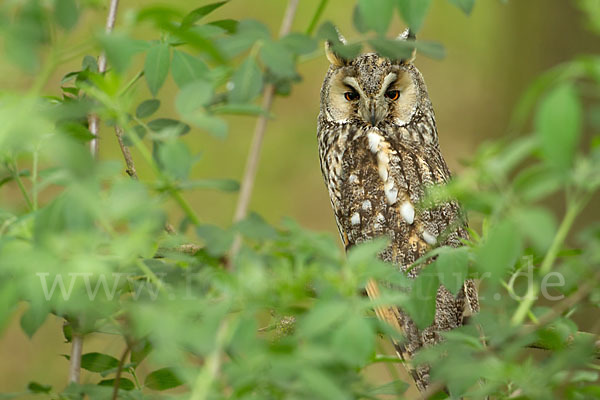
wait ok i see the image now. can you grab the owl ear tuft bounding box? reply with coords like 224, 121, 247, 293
325, 41, 347, 67
397, 28, 417, 64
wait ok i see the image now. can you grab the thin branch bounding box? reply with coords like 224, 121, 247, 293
228, 0, 300, 264
89, 0, 120, 158
68, 333, 83, 384
111, 342, 131, 400
115, 127, 138, 179
70, 0, 121, 384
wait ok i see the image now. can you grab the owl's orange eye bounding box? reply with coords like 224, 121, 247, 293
385, 90, 400, 101
344, 91, 359, 101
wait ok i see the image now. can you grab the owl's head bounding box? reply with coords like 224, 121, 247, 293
320, 32, 430, 128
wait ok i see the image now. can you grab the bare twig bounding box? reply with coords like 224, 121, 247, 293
111, 342, 131, 400
69, 0, 121, 384
88, 0, 120, 157
228, 0, 300, 264
68, 333, 83, 384
115, 126, 138, 179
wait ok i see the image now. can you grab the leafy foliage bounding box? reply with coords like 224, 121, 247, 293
0, 0, 599, 399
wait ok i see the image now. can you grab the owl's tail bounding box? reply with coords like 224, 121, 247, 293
365, 279, 433, 393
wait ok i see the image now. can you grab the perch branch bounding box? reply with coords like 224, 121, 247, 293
228, 0, 300, 264
70, 0, 121, 384
115, 126, 138, 179
111, 342, 131, 400
68, 333, 83, 384
88, 0, 120, 157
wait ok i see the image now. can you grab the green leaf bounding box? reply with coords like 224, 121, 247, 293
54, 0, 79, 30
229, 58, 263, 104
535, 83, 582, 170
196, 225, 234, 256
234, 213, 278, 240
157, 140, 193, 180
98, 378, 135, 390
136, 99, 161, 119
211, 103, 264, 116
27, 382, 52, 394
148, 118, 191, 135
300, 370, 349, 400
512, 207, 557, 253
448, 0, 475, 15
368, 38, 414, 60
396, 0, 433, 32
208, 19, 239, 34
98, 34, 149, 74
145, 43, 171, 97
368, 380, 409, 395
298, 302, 349, 338
332, 315, 374, 366
476, 219, 522, 282
179, 179, 239, 191
181, 2, 227, 27
20, 305, 48, 338
357, 0, 394, 35
280, 33, 318, 55
434, 247, 469, 295
145, 368, 181, 391
171, 50, 210, 89
405, 266, 439, 329
185, 113, 228, 138
175, 80, 213, 117
260, 40, 296, 78
80, 352, 120, 373
130, 338, 152, 367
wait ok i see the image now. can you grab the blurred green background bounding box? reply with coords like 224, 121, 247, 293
0, 0, 598, 393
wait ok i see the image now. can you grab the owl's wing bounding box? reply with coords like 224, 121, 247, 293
326, 127, 478, 390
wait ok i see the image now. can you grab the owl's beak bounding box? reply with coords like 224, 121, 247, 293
363, 100, 383, 126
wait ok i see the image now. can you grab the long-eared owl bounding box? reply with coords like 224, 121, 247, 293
316, 31, 479, 392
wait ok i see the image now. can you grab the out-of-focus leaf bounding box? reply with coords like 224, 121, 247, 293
130, 338, 152, 367
98, 378, 135, 390
235, 213, 278, 240
260, 40, 295, 78
396, 0, 433, 32
229, 58, 262, 103
157, 140, 193, 180
144, 368, 183, 390
171, 50, 210, 89
357, 0, 394, 35
179, 179, 239, 192
80, 353, 120, 373
175, 80, 213, 116
535, 83, 582, 170
145, 43, 171, 96
208, 19, 238, 34
368, 380, 409, 395
281, 33, 318, 55
147, 118, 191, 135
332, 315, 374, 366
368, 38, 414, 60
196, 225, 234, 256
20, 305, 48, 338
54, 0, 79, 30
136, 99, 161, 119
448, 0, 476, 15
98, 34, 149, 74
405, 267, 439, 329
512, 207, 557, 253
300, 370, 349, 400
434, 247, 469, 295
27, 382, 51, 394
211, 104, 264, 116
181, 2, 227, 27
476, 219, 522, 282
185, 113, 228, 138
